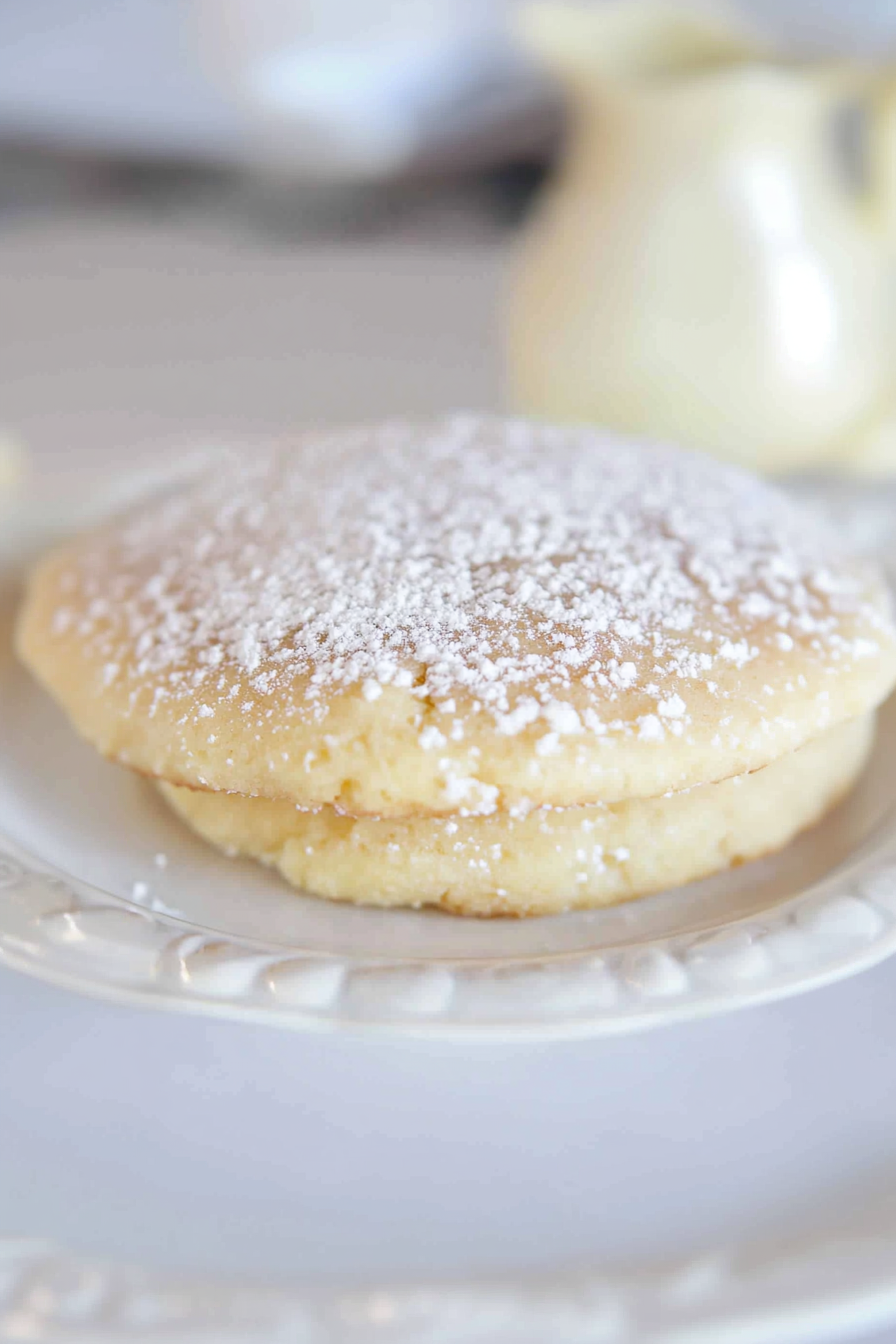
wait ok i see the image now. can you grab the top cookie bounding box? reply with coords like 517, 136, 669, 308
17, 416, 896, 816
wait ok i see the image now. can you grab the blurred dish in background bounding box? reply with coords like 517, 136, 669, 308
0, 0, 550, 178
507, 1, 896, 475
195, 0, 549, 179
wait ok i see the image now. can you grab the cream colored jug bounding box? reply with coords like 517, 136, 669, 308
507, 2, 896, 473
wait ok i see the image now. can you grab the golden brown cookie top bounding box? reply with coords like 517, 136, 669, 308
17, 416, 896, 814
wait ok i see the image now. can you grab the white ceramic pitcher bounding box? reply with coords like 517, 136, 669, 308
507, 2, 896, 473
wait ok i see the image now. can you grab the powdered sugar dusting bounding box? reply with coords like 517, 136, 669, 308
57, 416, 887, 739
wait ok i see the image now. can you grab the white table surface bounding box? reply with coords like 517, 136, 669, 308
3, 215, 896, 1342
2, 951, 896, 1291
0, 213, 503, 490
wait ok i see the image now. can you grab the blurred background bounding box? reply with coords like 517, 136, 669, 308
6, 6, 896, 1332
3, 0, 896, 500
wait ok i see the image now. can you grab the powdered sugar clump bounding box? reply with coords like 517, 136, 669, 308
59, 416, 882, 736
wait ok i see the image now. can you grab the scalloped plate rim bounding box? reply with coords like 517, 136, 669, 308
6, 1225, 896, 1344
2, 815, 896, 1040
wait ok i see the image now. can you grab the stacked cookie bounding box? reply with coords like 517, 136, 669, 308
17, 417, 896, 915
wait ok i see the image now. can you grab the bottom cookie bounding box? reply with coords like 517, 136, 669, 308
156, 714, 874, 917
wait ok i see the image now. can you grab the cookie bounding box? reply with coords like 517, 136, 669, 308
17, 417, 896, 817
159, 713, 873, 915
16, 416, 896, 915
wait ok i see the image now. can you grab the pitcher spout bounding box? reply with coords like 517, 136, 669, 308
517, 0, 767, 89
